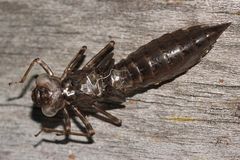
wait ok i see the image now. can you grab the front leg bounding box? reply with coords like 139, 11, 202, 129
34, 108, 92, 137
35, 128, 90, 137
9, 58, 53, 85
62, 107, 71, 134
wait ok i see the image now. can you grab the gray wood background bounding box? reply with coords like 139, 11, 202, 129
0, 0, 240, 160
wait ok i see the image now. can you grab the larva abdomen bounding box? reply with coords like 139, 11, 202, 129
113, 23, 231, 95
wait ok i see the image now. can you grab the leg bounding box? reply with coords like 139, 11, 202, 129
95, 52, 114, 75
8, 74, 38, 101
34, 108, 91, 137
34, 127, 90, 137
83, 41, 115, 70
61, 46, 87, 80
93, 105, 122, 126
9, 58, 53, 86
63, 108, 71, 133
71, 105, 95, 136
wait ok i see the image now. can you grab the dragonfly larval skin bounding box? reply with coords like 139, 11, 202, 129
9, 22, 230, 138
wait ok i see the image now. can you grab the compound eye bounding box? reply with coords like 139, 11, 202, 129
32, 87, 52, 106
32, 88, 41, 105
39, 88, 51, 101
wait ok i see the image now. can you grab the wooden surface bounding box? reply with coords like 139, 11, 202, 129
1, 0, 240, 160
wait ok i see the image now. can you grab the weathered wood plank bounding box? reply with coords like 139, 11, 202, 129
0, 0, 240, 160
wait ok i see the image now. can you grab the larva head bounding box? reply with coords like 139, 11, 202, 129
32, 74, 64, 117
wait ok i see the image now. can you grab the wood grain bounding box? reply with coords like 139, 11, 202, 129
0, 0, 240, 160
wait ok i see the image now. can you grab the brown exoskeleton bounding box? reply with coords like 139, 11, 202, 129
9, 23, 230, 138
